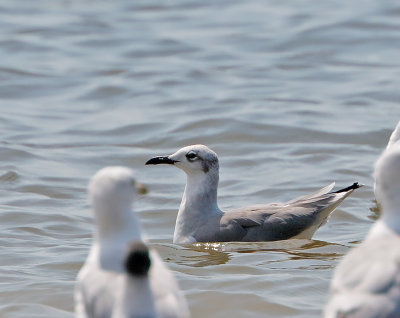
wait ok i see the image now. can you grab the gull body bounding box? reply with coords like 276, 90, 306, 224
325, 144, 400, 318
75, 166, 189, 318
146, 145, 360, 244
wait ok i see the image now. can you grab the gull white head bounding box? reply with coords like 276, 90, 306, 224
374, 120, 400, 199
146, 145, 222, 243
146, 144, 219, 176
387, 120, 400, 149
89, 166, 138, 210
374, 144, 400, 224
88, 166, 142, 238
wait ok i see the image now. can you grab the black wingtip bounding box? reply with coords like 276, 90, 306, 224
334, 182, 362, 194
124, 241, 151, 277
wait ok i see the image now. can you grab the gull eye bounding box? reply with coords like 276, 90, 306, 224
185, 151, 197, 161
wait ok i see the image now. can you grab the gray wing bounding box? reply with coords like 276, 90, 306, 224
217, 190, 351, 242
223, 203, 325, 241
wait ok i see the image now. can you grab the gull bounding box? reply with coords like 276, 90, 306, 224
75, 166, 190, 318
145, 145, 360, 244
325, 144, 400, 318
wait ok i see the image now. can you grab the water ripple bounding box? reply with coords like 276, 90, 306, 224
0, 0, 399, 317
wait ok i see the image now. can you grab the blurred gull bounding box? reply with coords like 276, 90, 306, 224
325, 144, 400, 318
146, 145, 360, 244
75, 166, 190, 318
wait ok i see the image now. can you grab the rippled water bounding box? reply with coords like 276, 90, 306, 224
1, 0, 400, 317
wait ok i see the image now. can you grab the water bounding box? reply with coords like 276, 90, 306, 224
0, 0, 400, 317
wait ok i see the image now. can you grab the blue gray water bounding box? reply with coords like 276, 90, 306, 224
1, 0, 400, 317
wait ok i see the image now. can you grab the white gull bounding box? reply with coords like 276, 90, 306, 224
325, 144, 400, 318
75, 166, 190, 318
146, 144, 360, 244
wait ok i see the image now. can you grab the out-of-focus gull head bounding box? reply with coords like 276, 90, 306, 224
374, 144, 400, 211
88, 166, 139, 210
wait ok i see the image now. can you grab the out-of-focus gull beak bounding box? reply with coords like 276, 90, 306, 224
135, 182, 148, 195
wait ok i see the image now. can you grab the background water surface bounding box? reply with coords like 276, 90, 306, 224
1, 0, 400, 317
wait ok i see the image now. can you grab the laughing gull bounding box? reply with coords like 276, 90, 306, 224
75, 167, 190, 318
325, 144, 400, 318
145, 145, 360, 244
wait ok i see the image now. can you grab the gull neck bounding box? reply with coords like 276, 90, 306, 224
94, 205, 142, 241
174, 170, 222, 243
181, 170, 220, 214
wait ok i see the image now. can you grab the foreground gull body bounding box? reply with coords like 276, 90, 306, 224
325, 145, 400, 318
75, 167, 189, 318
146, 145, 360, 244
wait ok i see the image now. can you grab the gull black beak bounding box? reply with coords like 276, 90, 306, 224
145, 156, 177, 165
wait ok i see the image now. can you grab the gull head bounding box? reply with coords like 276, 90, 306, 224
374, 144, 400, 211
89, 166, 140, 213
146, 144, 219, 175
387, 120, 400, 149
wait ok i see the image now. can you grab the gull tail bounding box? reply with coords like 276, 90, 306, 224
288, 182, 362, 239
315, 182, 362, 229
287, 182, 362, 205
